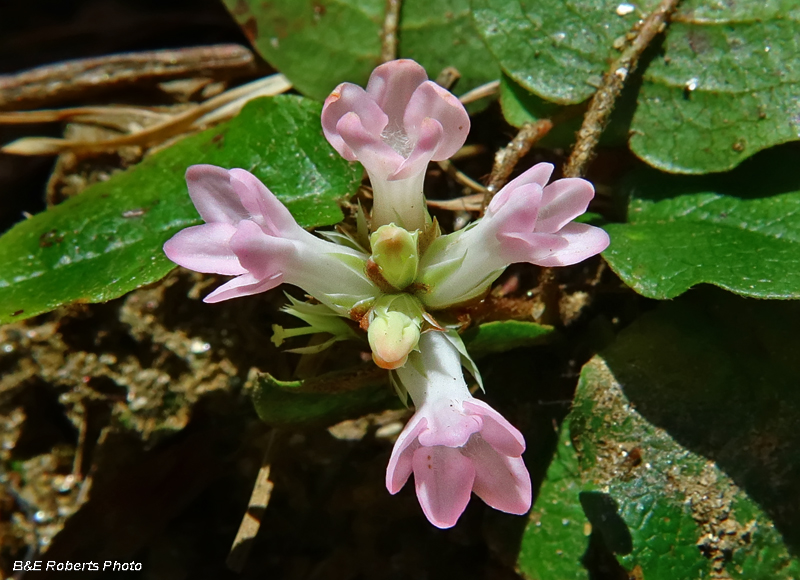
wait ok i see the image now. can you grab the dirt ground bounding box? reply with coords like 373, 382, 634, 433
0, 265, 611, 579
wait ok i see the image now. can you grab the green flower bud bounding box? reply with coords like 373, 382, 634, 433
367, 294, 425, 369
369, 224, 419, 290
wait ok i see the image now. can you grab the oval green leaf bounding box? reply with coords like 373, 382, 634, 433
519, 290, 800, 578
575, 291, 800, 578
603, 147, 800, 300
461, 319, 555, 358
473, 0, 800, 173
222, 0, 499, 103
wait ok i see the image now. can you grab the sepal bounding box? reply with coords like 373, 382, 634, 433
369, 224, 420, 290
271, 295, 361, 353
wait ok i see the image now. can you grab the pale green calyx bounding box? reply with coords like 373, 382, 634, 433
272, 295, 360, 354
367, 294, 425, 370
369, 224, 419, 290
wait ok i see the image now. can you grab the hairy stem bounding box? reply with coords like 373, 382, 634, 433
381, 0, 403, 63
563, 0, 682, 178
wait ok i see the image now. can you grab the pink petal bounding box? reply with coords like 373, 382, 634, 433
412, 446, 475, 529
462, 400, 525, 457
163, 223, 246, 276
185, 165, 249, 224
228, 220, 294, 280
489, 183, 542, 233
366, 59, 429, 129
533, 222, 610, 267
469, 438, 531, 515
229, 168, 297, 236
537, 178, 595, 234
336, 112, 405, 180
497, 231, 570, 264
322, 83, 389, 161
418, 409, 482, 448
203, 271, 282, 303
490, 163, 555, 214
388, 117, 443, 181
386, 416, 428, 494
403, 81, 470, 161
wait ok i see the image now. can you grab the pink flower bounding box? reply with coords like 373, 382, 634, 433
163, 164, 378, 314
321, 59, 470, 232
387, 331, 531, 528
417, 163, 610, 309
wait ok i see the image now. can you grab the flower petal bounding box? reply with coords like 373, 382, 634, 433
413, 446, 475, 529
496, 231, 569, 264
403, 81, 470, 161
418, 406, 483, 448
163, 223, 246, 275
533, 222, 610, 267
203, 272, 282, 303
388, 117, 443, 181
469, 437, 531, 515
462, 400, 525, 457
322, 83, 389, 161
492, 162, 555, 209
537, 178, 595, 234
185, 164, 249, 224
336, 112, 405, 181
228, 219, 295, 280
366, 59, 429, 129
229, 168, 297, 236
386, 416, 427, 494
488, 183, 542, 233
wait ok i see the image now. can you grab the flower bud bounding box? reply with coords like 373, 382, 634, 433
367, 294, 425, 370
369, 224, 419, 290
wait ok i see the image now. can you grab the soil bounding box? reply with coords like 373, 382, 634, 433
0, 266, 607, 579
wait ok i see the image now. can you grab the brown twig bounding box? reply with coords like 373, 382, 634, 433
71, 401, 89, 480
563, 0, 682, 177
0, 44, 257, 111
481, 120, 554, 213
435, 67, 461, 91
226, 430, 279, 573
381, 0, 403, 63
427, 193, 483, 212
436, 160, 488, 194
458, 80, 500, 105
0, 106, 169, 126
1, 74, 292, 155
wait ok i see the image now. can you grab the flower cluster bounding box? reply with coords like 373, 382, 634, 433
163, 59, 609, 528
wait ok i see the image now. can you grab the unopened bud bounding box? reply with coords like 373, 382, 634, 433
369, 224, 419, 290
367, 294, 425, 370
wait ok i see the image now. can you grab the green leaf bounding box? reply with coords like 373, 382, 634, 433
222, 0, 499, 103
249, 366, 396, 426
603, 147, 800, 300
471, 0, 657, 104
629, 6, 800, 173
0, 95, 362, 325
498, 74, 580, 148
567, 290, 800, 578
499, 74, 636, 148
461, 320, 555, 358
399, 0, 500, 104
517, 423, 590, 580
472, 0, 800, 173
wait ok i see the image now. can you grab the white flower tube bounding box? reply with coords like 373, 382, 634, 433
416, 163, 610, 309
